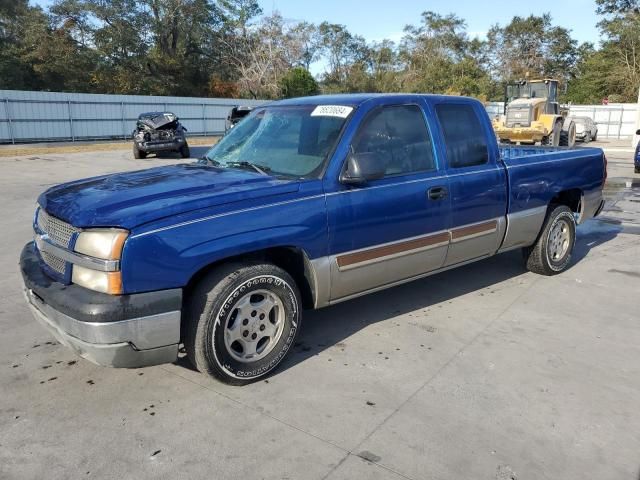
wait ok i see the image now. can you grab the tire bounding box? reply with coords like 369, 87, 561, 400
593, 131, 597, 142
583, 133, 590, 144
560, 121, 576, 148
133, 144, 147, 159
184, 262, 302, 385
635, 166, 640, 174
180, 143, 190, 158
523, 205, 576, 276
545, 121, 562, 147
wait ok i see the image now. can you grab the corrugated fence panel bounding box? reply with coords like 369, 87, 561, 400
568, 104, 637, 139
4, 90, 636, 143
485, 101, 637, 139
0, 90, 264, 143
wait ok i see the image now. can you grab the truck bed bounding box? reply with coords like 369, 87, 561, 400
499, 145, 605, 221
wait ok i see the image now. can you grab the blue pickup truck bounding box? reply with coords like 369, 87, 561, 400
20, 94, 606, 384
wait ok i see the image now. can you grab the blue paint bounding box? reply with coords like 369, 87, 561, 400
35, 94, 606, 294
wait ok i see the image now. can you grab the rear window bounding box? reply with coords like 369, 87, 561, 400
435, 104, 488, 168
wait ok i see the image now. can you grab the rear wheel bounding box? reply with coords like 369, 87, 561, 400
560, 121, 576, 148
523, 205, 576, 276
133, 144, 147, 159
184, 262, 302, 385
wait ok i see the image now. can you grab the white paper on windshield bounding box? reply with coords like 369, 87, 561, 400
310, 105, 353, 118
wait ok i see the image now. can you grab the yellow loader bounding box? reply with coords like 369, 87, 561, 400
492, 79, 576, 147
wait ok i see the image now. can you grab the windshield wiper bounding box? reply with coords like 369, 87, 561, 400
199, 155, 221, 167
226, 161, 271, 176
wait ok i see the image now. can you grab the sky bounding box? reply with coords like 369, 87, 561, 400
265, 0, 602, 74
33, 0, 603, 76
262, 0, 601, 44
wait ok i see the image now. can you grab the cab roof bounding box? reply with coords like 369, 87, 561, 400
268, 93, 480, 108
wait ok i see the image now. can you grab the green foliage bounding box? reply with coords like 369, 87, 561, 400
0, 2, 637, 103
279, 67, 319, 98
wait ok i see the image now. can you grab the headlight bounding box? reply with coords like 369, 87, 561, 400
72, 266, 122, 295
73, 229, 128, 295
75, 229, 128, 260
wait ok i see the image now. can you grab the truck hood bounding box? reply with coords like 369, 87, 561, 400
38, 163, 300, 230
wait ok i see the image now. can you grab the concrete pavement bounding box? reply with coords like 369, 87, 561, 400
0, 143, 638, 480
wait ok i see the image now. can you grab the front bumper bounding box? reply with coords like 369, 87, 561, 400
20, 242, 182, 368
136, 138, 184, 153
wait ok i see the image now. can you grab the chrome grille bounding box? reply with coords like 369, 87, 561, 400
35, 208, 80, 276
40, 250, 66, 274
36, 208, 79, 247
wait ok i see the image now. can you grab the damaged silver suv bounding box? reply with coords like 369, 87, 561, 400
132, 112, 190, 159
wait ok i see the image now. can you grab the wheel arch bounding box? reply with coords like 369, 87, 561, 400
549, 188, 582, 214
183, 246, 318, 312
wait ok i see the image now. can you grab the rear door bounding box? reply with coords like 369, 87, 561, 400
324, 100, 451, 301
432, 101, 508, 266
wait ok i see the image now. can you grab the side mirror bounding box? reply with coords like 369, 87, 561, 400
340, 152, 386, 185
636, 129, 640, 136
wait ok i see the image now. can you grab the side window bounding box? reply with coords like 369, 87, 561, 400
352, 105, 435, 176
435, 104, 489, 168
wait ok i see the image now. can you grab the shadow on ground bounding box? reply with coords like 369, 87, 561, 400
173, 215, 626, 377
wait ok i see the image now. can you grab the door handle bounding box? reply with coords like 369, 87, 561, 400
428, 186, 448, 200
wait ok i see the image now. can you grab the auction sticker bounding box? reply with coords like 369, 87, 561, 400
311, 105, 353, 118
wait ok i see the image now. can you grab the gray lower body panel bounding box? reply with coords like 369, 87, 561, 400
580, 190, 605, 223
499, 206, 547, 253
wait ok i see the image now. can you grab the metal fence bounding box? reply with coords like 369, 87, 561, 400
1, 90, 638, 143
485, 101, 638, 139
0, 90, 265, 144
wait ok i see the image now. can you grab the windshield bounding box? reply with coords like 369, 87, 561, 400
205, 105, 351, 178
506, 82, 551, 101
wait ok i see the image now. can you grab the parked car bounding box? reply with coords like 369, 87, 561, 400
635, 129, 640, 173
225, 106, 253, 131
572, 116, 598, 143
21, 94, 606, 385
132, 112, 189, 159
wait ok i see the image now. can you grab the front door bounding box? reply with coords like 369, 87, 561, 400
325, 102, 451, 301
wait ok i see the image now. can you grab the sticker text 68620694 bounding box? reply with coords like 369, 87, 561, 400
310, 105, 354, 118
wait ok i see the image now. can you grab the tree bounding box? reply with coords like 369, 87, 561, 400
486, 13, 578, 90
397, 11, 494, 98
279, 67, 319, 97
596, 0, 640, 14
593, 2, 640, 101
317, 22, 369, 91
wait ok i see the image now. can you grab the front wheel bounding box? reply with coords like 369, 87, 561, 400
133, 144, 147, 159
179, 143, 190, 158
544, 121, 562, 146
523, 205, 576, 276
184, 263, 302, 385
